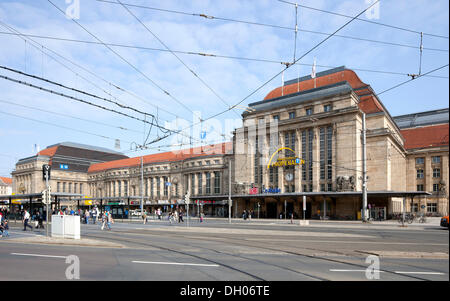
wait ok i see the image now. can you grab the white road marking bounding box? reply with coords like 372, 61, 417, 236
11, 253, 67, 259
132, 260, 219, 267
329, 269, 377, 272
329, 269, 446, 275
248, 239, 447, 246
394, 271, 446, 275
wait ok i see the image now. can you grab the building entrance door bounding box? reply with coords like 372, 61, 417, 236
266, 202, 277, 219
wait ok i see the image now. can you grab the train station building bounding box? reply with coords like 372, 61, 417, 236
5, 67, 449, 219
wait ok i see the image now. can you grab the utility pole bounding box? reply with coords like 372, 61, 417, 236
228, 158, 232, 224
362, 113, 368, 222
140, 156, 144, 215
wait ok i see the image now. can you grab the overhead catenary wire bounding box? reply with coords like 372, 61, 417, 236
131, 0, 382, 150
0, 73, 168, 132
0, 30, 447, 79
277, 0, 449, 39
116, 0, 241, 118
47, 0, 197, 118
96, 0, 450, 47
0, 65, 157, 120
0, 110, 134, 144
0, 98, 143, 134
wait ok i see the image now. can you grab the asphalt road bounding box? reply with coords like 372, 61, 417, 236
0, 219, 448, 281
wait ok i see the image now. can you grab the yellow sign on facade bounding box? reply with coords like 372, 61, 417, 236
267, 147, 305, 169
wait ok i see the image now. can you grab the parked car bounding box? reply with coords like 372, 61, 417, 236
440, 216, 449, 229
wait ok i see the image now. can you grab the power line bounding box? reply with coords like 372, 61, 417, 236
0, 30, 447, 79
116, 0, 241, 118
132, 0, 382, 150
278, 0, 449, 39
0, 20, 204, 135
0, 98, 143, 134
377, 64, 449, 96
96, 0, 450, 47
0, 65, 157, 120
0, 109, 133, 144
0, 73, 168, 131
47, 0, 196, 118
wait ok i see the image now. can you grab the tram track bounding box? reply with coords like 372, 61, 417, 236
84, 228, 436, 281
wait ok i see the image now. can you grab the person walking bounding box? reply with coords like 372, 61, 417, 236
173, 210, 178, 223
178, 210, 184, 223
22, 210, 33, 231
143, 211, 148, 224
85, 209, 90, 224
107, 211, 113, 230
93, 207, 98, 224
101, 211, 107, 230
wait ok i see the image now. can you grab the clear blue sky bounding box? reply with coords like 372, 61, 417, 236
0, 0, 448, 177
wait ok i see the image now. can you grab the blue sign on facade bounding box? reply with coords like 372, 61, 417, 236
59, 164, 69, 170
263, 188, 281, 194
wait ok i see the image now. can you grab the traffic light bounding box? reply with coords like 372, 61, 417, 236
42, 164, 51, 181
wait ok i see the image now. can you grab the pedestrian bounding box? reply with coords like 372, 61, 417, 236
378, 210, 382, 221
290, 212, 294, 224
22, 210, 33, 231
85, 209, 90, 224
242, 210, 247, 220
178, 210, 184, 223
173, 210, 178, 223
101, 212, 107, 230
200, 212, 204, 223
157, 208, 162, 220
143, 211, 147, 224
37, 211, 44, 229
0, 220, 9, 237
92, 207, 98, 224
107, 211, 113, 230
248, 210, 252, 221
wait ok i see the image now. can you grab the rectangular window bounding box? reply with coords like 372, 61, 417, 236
273, 115, 279, 121
427, 203, 437, 213
63, 182, 66, 193
416, 157, 425, 164
80, 183, 83, 194
432, 156, 441, 164
119, 181, 122, 197
289, 112, 296, 119
320, 184, 326, 192
198, 173, 203, 195
302, 130, 307, 181
74, 183, 78, 194
320, 127, 325, 180
306, 108, 313, 116
303, 184, 307, 192
112, 182, 115, 197
417, 184, 424, 191
416, 169, 424, 179
164, 177, 168, 196
68, 183, 72, 193
433, 169, 441, 178
327, 126, 333, 180
150, 178, 153, 198
206, 173, 211, 194
123, 182, 127, 197
324, 104, 332, 112
308, 129, 313, 182
157, 177, 160, 197
57, 182, 60, 192
214, 172, 221, 194
433, 183, 440, 192
327, 183, 333, 192
191, 174, 196, 194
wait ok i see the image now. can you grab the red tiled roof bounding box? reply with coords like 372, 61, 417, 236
400, 124, 449, 150
263, 69, 384, 114
88, 142, 232, 173
38, 146, 58, 157
0, 177, 12, 185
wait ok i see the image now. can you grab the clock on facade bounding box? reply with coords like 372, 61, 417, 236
285, 173, 294, 182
